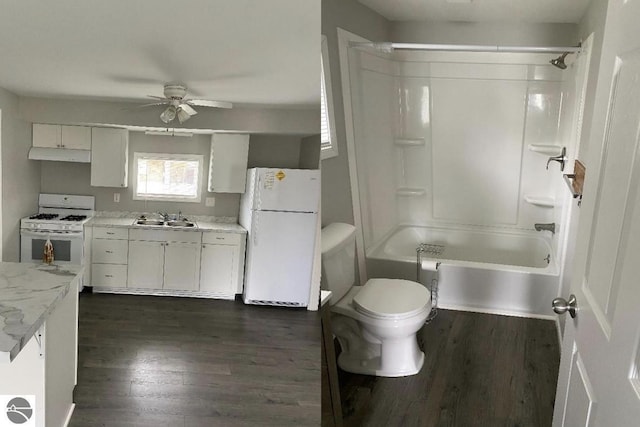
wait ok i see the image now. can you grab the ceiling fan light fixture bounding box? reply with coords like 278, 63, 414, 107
177, 107, 192, 124
160, 105, 177, 123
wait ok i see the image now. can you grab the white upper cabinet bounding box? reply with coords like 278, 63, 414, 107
61, 125, 91, 150
33, 124, 92, 149
32, 124, 61, 148
91, 128, 129, 188
208, 133, 250, 193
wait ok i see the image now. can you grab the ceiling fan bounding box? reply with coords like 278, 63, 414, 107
140, 83, 233, 124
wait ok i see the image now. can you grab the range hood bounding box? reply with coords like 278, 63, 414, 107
28, 147, 91, 163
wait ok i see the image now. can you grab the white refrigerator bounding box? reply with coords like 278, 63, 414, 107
239, 168, 320, 307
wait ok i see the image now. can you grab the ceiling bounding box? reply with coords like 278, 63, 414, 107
0, 0, 319, 107
358, 0, 591, 23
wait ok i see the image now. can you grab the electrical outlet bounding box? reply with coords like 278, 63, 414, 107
205, 197, 215, 207
114, 193, 120, 203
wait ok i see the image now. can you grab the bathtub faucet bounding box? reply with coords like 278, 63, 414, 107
534, 223, 556, 234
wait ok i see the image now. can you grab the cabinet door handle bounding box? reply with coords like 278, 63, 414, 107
105, 274, 113, 278
105, 250, 113, 253
106, 232, 115, 235
165, 243, 169, 246
216, 237, 224, 240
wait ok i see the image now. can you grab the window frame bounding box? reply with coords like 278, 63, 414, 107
132, 152, 204, 203
321, 34, 339, 160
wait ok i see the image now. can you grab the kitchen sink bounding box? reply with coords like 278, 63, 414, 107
166, 220, 196, 228
134, 218, 196, 228
135, 219, 165, 226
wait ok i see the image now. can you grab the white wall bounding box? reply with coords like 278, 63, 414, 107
0, 87, 40, 261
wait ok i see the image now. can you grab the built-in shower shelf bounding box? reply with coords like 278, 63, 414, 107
524, 196, 555, 208
396, 187, 427, 197
394, 138, 425, 146
528, 144, 564, 156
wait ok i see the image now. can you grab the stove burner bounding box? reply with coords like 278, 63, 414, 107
60, 215, 87, 222
29, 213, 59, 220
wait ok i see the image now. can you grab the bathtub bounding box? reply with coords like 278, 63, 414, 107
366, 225, 559, 319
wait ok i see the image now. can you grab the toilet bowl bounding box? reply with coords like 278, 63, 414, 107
321, 223, 431, 377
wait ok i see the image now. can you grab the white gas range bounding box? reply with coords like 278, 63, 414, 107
20, 194, 95, 268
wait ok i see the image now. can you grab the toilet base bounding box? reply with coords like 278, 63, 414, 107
336, 333, 425, 378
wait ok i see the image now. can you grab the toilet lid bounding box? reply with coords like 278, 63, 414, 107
353, 279, 430, 320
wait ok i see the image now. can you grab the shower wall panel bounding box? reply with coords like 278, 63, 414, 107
354, 53, 398, 247
431, 77, 527, 225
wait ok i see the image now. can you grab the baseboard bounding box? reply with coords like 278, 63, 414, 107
92, 287, 236, 300
63, 403, 75, 427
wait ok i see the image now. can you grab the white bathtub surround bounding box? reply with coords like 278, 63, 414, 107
338, 31, 592, 321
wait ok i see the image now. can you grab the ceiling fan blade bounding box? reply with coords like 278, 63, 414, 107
135, 102, 169, 108
147, 95, 168, 100
187, 99, 233, 109
179, 103, 197, 116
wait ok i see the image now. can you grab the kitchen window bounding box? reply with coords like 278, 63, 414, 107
133, 152, 204, 203
321, 34, 338, 160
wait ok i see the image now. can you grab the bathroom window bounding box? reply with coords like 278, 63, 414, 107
321, 35, 339, 160
133, 152, 204, 203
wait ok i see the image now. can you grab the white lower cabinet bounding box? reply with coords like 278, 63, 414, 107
127, 231, 202, 291
127, 240, 165, 289
164, 242, 201, 291
91, 225, 245, 298
200, 244, 235, 296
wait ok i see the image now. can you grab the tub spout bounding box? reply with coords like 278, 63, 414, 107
534, 223, 555, 234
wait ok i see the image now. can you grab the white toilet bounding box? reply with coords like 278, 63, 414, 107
321, 223, 431, 377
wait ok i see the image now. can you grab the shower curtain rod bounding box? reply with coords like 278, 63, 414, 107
351, 42, 581, 54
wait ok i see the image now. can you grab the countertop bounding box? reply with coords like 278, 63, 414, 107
0, 263, 82, 363
88, 217, 246, 233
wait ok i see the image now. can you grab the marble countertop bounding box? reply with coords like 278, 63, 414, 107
88, 216, 246, 233
0, 263, 82, 363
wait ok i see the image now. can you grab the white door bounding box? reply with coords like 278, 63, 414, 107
199, 244, 235, 296
553, 0, 640, 425
127, 240, 164, 289
32, 123, 61, 148
163, 242, 201, 291
61, 125, 91, 150
254, 168, 320, 212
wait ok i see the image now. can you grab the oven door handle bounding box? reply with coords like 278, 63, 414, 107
21, 230, 83, 238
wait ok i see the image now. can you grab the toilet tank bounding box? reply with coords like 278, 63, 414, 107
321, 223, 357, 304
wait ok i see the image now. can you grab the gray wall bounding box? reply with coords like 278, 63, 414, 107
40, 132, 309, 217
391, 21, 578, 46
299, 134, 320, 169
0, 87, 40, 261
321, 0, 390, 227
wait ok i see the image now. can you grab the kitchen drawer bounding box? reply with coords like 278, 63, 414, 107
93, 227, 129, 240
91, 264, 127, 287
129, 228, 202, 244
202, 232, 243, 246
92, 239, 128, 264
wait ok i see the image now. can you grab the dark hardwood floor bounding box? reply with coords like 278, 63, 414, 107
338, 309, 560, 427
70, 293, 320, 427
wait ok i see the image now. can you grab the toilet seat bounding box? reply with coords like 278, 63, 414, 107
353, 279, 431, 320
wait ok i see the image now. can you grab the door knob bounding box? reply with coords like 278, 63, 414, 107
553, 294, 577, 318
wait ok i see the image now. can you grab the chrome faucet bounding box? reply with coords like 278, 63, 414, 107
535, 223, 556, 234
546, 147, 567, 171
156, 211, 170, 221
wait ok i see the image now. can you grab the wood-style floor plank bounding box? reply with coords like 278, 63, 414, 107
70, 293, 320, 427
338, 310, 560, 427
